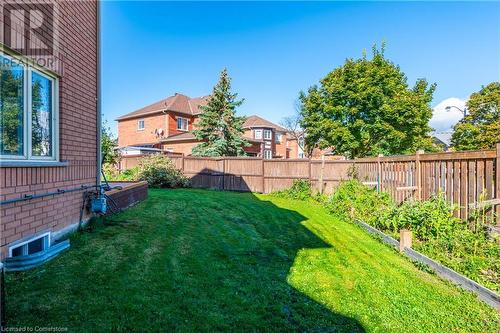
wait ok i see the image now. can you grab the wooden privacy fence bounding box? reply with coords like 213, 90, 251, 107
165, 156, 356, 194
355, 146, 500, 221
120, 144, 500, 222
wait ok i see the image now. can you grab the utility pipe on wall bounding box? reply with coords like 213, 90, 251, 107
96, 0, 102, 189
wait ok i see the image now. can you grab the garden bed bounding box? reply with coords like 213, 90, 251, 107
106, 181, 148, 211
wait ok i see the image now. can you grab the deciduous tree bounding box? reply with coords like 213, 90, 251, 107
101, 120, 118, 164
451, 82, 499, 151
299, 44, 436, 158
281, 102, 314, 158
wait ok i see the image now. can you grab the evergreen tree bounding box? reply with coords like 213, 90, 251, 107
192, 69, 249, 156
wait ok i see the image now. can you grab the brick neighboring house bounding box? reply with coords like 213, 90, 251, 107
0, 1, 99, 260
116, 93, 293, 159
241, 115, 288, 158
116, 93, 209, 149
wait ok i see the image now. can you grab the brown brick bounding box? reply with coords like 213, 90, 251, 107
0, 1, 98, 259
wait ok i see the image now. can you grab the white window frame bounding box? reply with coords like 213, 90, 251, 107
0, 51, 59, 163
137, 119, 145, 131
263, 129, 272, 140
8, 232, 51, 257
254, 129, 262, 140
264, 150, 272, 159
275, 132, 282, 144
177, 117, 189, 131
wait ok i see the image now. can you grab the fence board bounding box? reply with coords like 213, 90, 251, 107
117, 146, 499, 222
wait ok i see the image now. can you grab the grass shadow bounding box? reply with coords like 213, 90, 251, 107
5, 185, 365, 332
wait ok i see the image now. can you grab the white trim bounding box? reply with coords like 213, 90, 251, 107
27, 69, 33, 159
0, 52, 27, 159
8, 231, 51, 257
264, 150, 272, 159
176, 117, 189, 131
263, 129, 272, 140
54, 73, 60, 162
275, 132, 282, 144
137, 119, 145, 131
1, 50, 59, 162
29, 68, 57, 160
254, 129, 263, 140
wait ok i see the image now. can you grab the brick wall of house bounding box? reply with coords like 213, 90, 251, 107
117, 114, 168, 147
161, 141, 198, 155
243, 129, 254, 140
166, 112, 195, 137
244, 142, 262, 156
275, 134, 287, 159
117, 111, 199, 147
287, 138, 299, 159
0, 1, 99, 259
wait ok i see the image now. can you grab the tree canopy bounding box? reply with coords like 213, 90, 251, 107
280, 104, 313, 158
0, 66, 23, 155
299, 44, 437, 159
101, 120, 118, 164
192, 69, 249, 157
451, 82, 499, 151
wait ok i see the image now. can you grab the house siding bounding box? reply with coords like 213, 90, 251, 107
166, 112, 196, 137
0, 1, 99, 259
117, 102, 290, 159
275, 133, 287, 158
244, 128, 287, 158
161, 141, 199, 156
118, 113, 167, 147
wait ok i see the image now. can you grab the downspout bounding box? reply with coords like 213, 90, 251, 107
96, 0, 102, 188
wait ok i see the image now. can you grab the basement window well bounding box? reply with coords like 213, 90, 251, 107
8, 232, 50, 257
4, 231, 70, 271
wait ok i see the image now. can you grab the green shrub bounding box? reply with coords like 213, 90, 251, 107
416, 227, 500, 292
119, 167, 140, 181
102, 163, 140, 182
138, 154, 190, 188
326, 181, 499, 292
388, 193, 500, 291
380, 192, 462, 241
273, 179, 312, 200
325, 180, 393, 226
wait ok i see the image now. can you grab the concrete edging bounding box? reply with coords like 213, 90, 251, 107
106, 181, 148, 196
354, 220, 500, 309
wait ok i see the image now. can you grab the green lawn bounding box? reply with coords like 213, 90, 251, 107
6, 189, 499, 332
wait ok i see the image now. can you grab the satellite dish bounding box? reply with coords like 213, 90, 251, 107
154, 128, 164, 137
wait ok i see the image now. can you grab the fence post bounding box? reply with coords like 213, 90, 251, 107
496, 143, 500, 224
377, 154, 383, 192
181, 155, 185, 173
399, 229, 412, 252
221, 158, 226, 191
318, 155, 325, 194
415, 150, 424, 201
261, 158, 265, 194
